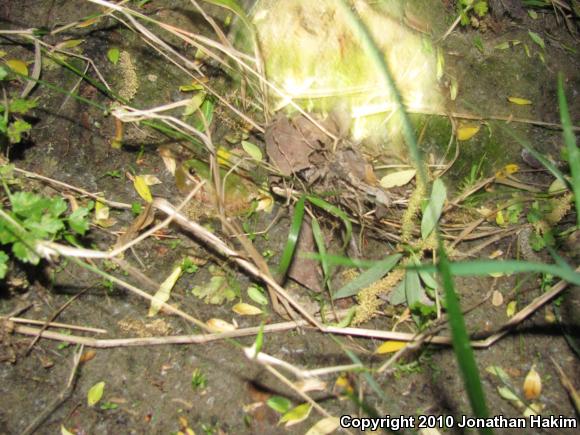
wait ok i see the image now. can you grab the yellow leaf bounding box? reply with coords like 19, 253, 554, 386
87, 381, 105, 407
61, 426, 75, 435
495, 210, 506, 227
504, 164, 519, 175
523, 366, 542, 400
216, 147, 232, 166
232, 302, 262, 316
280, 403, 312, 427
457, 124, 480, 141
77, 17, 101, 28
305, 417, 340, 435
5, 59, 28, 77
149, 266, 182, 316
508, 97, 532, 105
141, 174, 162, 186
375, 340, 407, 354
206, 318, 236, 333
134, 175, 153, 203
94, 197, 110, 221
379, 169, 416, 189
56, 39, 85, 50
506, 301, 517, 317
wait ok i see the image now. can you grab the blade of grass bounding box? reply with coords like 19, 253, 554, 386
333, 254, 402, 300
437, 243, 491, 434
278, 195, 305, 279
306, 195, 352, 249
412, 259, 580, 286
557, 73, 580, 227
310, 216, 330, 289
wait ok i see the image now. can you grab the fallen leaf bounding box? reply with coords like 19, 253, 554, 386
56, 39, 85, 50
379, 169, 416, 188
457, 124, 480, 141
148, 265, 182, 316
491, 291, 504, 306
107, 47, 120, 65
375, 340, 407, 354
523, 366, 542, 400
504, 164, 519, 174
295, 378, 326, 393
508, 97, 532, 105
87, 381, 105, 407
247, 286, 269, 306
141, 174, 162, 185
232, 302, 262, 316
6, 59, 28, 77
80, 350, 97, 363
280, 403, 312, 427
61, 426, 75, 435
241, 140, 263, 162
134, 175, 153, 203
266, 396, 292, 414
206, 318, 236, 333
305, 417, 340, 435
506, 300, 517, 317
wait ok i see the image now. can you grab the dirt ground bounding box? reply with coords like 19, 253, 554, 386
0, 1, 579, 434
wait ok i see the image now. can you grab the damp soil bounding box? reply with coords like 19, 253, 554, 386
0, 1, 579, 434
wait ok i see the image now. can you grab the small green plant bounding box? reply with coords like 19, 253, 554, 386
458, 0, 489, 28
191, 368, 207, 391
0, 169, 92, 278
0, 70, 36, 147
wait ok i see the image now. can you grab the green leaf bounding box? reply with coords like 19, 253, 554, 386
0, 67, 8, 81
8, 98, 37, 114
11, 192, 49, 219
191, 274, 236, 304
0, 250, 9, 278
473, 1, 489, 17
266, 396, 292, 414
241, 140, 263, 162
48, 196, 68, 217
7, 119, 31, 144
87, 381, 105, 407
421, 178, 447, 240
107, 47, 120, 65
388, 277, 406, 305
528, 31, 545, 50
557, 73, 580, 227
68, 207, 90, 235
12, 240, 39, 264
247, 285, 268, 305
278, 196, 306, 279
191, 98, 214, 132
333, 254, 402, 300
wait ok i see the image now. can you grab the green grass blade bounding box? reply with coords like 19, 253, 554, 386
333, 254, 402, 300
437, 243, 492, 434
277, 195, 306, 279
502, 127, 571, 190
557, 73, 580, 227
412, 260, 580, 285
310, 216, 330, 289
336, 0, 426, 186
306, 195, 352, 249
304, 253, 389, 269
